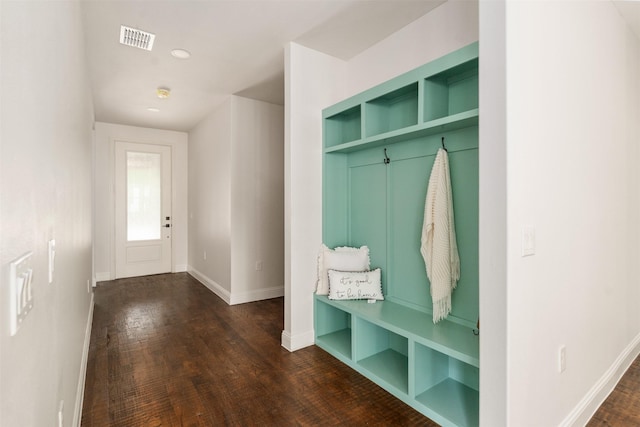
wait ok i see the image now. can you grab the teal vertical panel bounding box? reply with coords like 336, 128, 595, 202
349, 161, 387, 288
388, 153, 435, 310
323, 153, 348, 247
448, 147, 479, 323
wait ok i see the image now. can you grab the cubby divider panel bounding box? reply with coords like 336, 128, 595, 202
325, 105, 362, 148
414, 342, 479, 427
365, 83, 418, 137
315, 300, 352, 360
355, 318, 408, 394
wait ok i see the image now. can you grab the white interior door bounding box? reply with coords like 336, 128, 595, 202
115, 141, 172, 278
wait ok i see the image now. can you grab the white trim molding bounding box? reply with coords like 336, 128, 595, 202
94, 272, 111, 282
188, 267, 284, 306
281, 329, 315, 352
229, 286, 284, 305
188, 267, 231, 305
560, 332, 640, 427
73, 293, 94, 427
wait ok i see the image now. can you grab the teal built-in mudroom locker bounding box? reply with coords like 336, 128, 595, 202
314, 42, 479, 427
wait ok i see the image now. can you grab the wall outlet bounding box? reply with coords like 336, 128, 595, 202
87, 279, 91, 293
559, 345, 566, 373
255, 261, 263, 271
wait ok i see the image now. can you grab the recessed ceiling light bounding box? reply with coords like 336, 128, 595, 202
147, 107, 160, 112
171, 49, 191, 59
156, 87, 170, 99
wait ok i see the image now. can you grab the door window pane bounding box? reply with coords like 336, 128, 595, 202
127, 151, 161, 241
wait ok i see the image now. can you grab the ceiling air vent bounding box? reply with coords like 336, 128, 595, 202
119, 25, 155, 51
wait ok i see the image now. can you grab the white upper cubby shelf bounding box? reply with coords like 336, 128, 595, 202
323, 43, 478, 155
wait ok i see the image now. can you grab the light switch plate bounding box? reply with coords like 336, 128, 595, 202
9, 251, 34, 336
48, 239, 56, 284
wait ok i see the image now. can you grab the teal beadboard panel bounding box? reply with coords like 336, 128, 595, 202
343, 126, 478, 325
447, 145, 479, 324
387, 150, 434, 310
348, 161, 388, 291
323, 152, 348, 248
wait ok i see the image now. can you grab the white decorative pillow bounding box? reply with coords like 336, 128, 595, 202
328, 269, 383, 301
315, 244, 370, 295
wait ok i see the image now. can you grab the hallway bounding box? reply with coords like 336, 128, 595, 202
81, 274, 435, 426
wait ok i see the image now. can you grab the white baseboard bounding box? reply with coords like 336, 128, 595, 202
281, 329, 315, 352
174, 264, 188, 273
73, 292, 94, 427
94, 272, 111, 282
229, 286, 284, 305
188, 267, 284, 306
187, 267, 231, 305
560, 332, 640, 426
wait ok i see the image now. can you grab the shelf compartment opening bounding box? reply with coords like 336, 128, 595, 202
325, 106, 362, 148
424, 59, 478, 122
315, 300, 352, 360
414, 342, 479, 427
365, 83, 418, 137
355, 318, 408, 394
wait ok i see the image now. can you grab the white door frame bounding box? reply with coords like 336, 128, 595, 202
113, 140, 173, 278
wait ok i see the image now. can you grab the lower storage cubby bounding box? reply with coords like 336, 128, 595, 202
414, 342, 479, 427
314, 299, 352, 361
355, 318, 409, 394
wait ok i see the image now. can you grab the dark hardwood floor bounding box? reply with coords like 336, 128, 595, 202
587, 356, 640, 426
81, 273, 639, 427
81, 273, 436, 426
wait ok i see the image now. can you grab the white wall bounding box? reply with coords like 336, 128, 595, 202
501, 2, 640, 425
0, 1, 95, 426
188, 95, 284, 305
478, 1, 508, 425
282, 43, 347, 351
93, 122, 188, 281
346, 0, 479, 96
230, 96, 285, 301
282, 0, 478, 351
188, 99, 233, 292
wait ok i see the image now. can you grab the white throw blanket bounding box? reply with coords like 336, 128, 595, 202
420, 148, 460, 323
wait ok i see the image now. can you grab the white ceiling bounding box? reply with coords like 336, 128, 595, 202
614, 1, 640, 40
81, 1, 640, 133
81, 1, 445, 132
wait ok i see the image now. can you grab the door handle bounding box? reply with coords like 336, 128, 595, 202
165, 224, 171, 228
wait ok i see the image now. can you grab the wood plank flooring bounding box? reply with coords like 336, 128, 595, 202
82, 273, 639, 426
587, 356, 640, 426
81, 273, 436, 426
